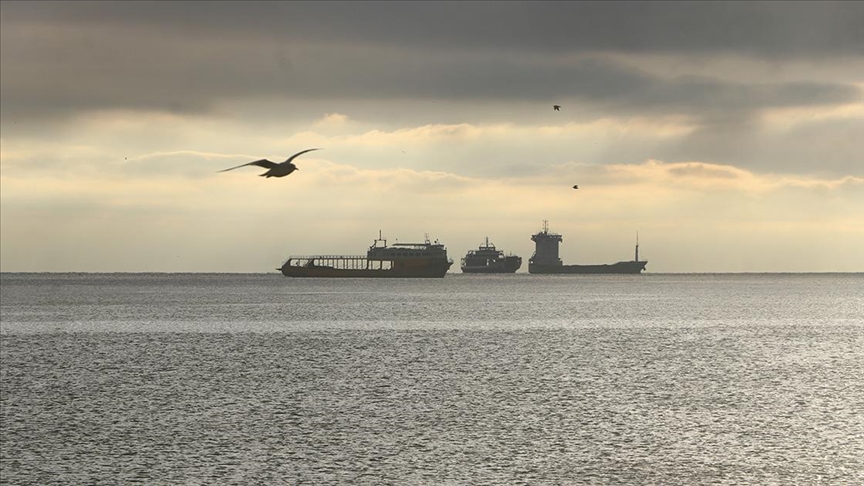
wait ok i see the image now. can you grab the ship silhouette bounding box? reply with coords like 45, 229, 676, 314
460, 237, 522, 273
528, 220, 647, 274
278, 231, 452, 278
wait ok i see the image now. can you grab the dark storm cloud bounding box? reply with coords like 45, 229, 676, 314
1, 21, 859, 125
662, 116, 864, 177
1, 1, 861, 132
3, 1, 863, 58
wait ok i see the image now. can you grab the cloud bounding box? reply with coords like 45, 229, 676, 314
3, 107, 861, 187
3, 154, 861, 272
547, 159, 864, 195
4, 2, 862, 58
665, 162, 746, 180
2, 0, 861, 274
2, 3, 861, 128
314, 113, 350, 127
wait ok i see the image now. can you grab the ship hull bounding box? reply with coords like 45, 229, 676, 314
279, 261, 452, 278
461, 266, 518, 274
461, 257, 522, 274
529, 260, 647, 274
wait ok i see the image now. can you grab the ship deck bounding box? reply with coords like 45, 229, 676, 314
282, 255, 391, 271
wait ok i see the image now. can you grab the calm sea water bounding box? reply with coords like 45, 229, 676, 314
1, 273, 863, 485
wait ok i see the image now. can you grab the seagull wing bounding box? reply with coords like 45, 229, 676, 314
285, 148, 322, 164
218, 159, 278, 173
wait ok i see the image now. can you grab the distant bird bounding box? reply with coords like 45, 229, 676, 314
219, 148, 321, 178
572, 185, 578, 189
553, 105, 561, 111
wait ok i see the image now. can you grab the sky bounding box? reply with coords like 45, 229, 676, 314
1, 1, 862, 273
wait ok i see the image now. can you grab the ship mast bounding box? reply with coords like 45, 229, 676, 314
635, 232, 640, 262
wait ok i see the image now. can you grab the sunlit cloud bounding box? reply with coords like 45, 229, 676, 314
314, 113, 350, 127
3, 153, 861, 272
760, 99, 864, 129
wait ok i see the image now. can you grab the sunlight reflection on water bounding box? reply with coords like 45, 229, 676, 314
2, 273, 863, 484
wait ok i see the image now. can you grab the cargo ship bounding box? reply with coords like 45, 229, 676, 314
460, 237, 522, 273
528, 220, 647, 274
278, 232, 453, 278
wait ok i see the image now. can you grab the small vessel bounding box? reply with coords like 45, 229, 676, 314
528, 220, 647, 274
460, 237, 522, 273
278, 232, 453, 278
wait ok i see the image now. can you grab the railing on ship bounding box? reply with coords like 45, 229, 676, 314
286, 255, 366, 260
282, 255, 393, 270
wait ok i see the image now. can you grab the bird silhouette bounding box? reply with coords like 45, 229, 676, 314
572, 185, 578, 189
553, 105, 561, 111
219, 148, 321, 178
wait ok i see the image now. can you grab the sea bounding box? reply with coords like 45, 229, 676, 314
1, 272, 862, 485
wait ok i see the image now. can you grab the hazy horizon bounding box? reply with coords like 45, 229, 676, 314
2, 1, 862, 273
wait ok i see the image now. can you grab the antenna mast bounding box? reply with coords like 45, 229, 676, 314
375, 230, 386, 248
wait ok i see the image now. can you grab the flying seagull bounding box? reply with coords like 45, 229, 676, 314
553, 105, 561, 111
572, 185, 578, 189
219, 148, 321, 178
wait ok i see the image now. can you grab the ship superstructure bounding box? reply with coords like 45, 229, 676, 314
528, 220, 647, 274
529, 221, 563, 267
460, 237, 522, 273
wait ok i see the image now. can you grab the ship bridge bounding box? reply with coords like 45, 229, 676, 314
366, 232, 450, 261
529, 220, 563, 266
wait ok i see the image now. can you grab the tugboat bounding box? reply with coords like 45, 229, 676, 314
460, 237, 522, 273
278, 232, 453, 278
528, 220, 647, 274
